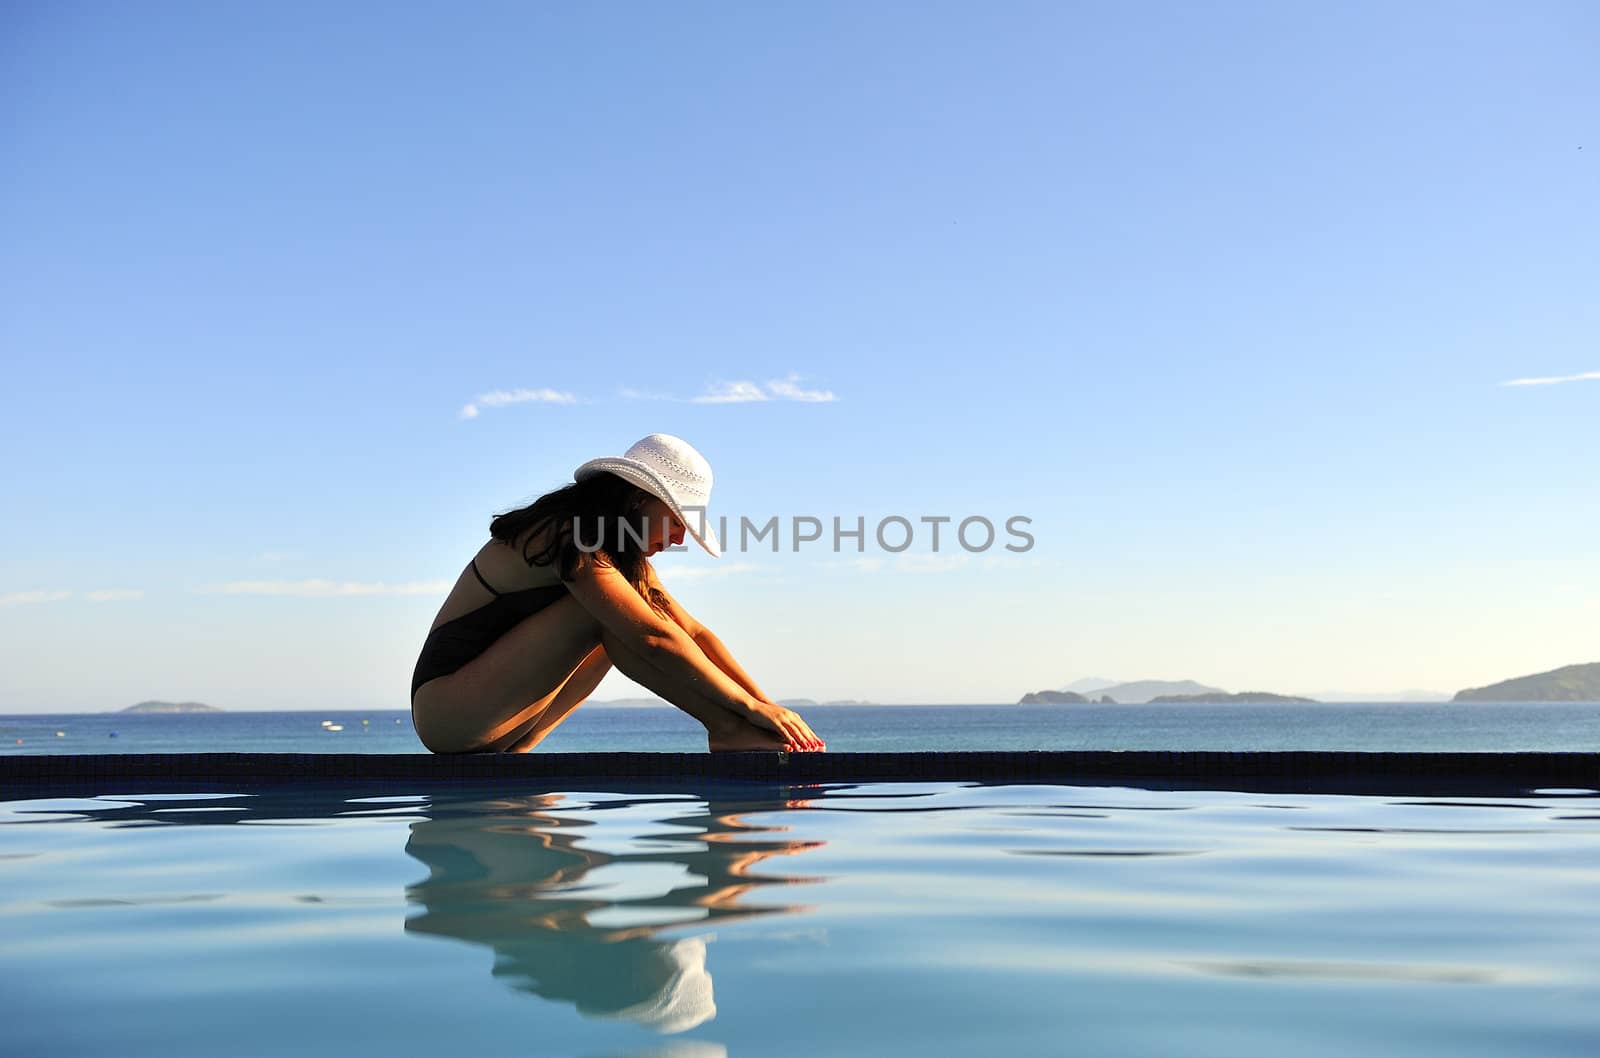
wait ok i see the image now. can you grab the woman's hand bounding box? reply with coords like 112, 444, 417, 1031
746, 699, 826, 752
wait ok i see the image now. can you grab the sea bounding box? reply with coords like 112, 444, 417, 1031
4, 701, 1600, 754
6, 705, 1600, 1057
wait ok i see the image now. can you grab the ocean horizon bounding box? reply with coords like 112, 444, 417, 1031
6, 701, 1600, 756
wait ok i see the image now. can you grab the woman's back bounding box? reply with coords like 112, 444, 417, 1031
427, 525, 565, 633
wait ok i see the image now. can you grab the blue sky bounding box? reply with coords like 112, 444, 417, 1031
2, 1, 1595, 712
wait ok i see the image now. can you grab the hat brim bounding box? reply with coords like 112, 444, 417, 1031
574, 458, 721, 558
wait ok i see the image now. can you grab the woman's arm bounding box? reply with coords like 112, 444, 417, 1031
565, 557, 760, 719
644, 564, 824, 750
644, 565, 774, 703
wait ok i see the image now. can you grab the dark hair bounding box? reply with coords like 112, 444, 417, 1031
489, 473, 669, 615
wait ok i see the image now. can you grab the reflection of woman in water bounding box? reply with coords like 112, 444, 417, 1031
410, 433, 825, 754
402, 792, 821, 1033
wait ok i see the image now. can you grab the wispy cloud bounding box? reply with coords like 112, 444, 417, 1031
200, 579, 453, 597
0, 590, 72, 606
837, 554, 971, 574
623, 373, 839, 404
894, 553, 973, 573
460, 387, 578, 419
87, 589, 144, 602
763, 373, 837, 402
693, 380, 772, 404
1500, 370, 1600, 387
658, 561, 762, 582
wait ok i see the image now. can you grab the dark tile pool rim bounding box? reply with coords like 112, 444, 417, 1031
4, 751, 1598, 796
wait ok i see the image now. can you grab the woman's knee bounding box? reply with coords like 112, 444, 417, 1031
411, 706, 488, 755
588, 643, 616, 680
595, 628, 653, 677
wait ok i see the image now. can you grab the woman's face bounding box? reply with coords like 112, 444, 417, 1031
635, 495, 687, 555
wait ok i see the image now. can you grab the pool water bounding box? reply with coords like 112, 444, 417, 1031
3, 782, 1598, 1057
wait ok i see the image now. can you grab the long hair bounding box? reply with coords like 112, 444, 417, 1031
489, 472, 670, 616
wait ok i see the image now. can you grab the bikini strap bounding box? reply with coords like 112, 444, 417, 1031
469, 558, 502, 597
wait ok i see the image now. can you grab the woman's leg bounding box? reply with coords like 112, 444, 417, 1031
411, 592, 785, 754
598, 630, 787, 752
499, 635, 784, 752
411, 595, 605, 754
496, 643, 613, 752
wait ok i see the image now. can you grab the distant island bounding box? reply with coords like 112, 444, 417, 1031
1018, 679, 1226, 705
1019, 690, 1088, 704
1453, 662, 1600, 702
120, 700, 223, 714
1018, 681, 1314, 705
1067, 679, 1224, 704
1149, 692, 1318, 704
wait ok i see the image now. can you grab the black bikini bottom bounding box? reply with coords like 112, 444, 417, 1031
411, 584, 569, 698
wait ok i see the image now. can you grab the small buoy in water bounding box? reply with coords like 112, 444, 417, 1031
361, 718, 369, 725
14, 738, 20, 745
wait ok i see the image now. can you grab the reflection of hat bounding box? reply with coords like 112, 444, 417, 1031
491, 933, 717, 1034
600, 1043, 728, 1058
574, 433, 720, 558
585, 935, 716, 1034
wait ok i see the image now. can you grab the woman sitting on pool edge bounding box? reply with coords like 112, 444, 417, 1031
410, 433, 825, 755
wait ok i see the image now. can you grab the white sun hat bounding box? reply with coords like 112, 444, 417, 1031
573, 433, 721, 558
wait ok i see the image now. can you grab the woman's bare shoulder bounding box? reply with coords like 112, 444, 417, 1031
479, 527, 563, 589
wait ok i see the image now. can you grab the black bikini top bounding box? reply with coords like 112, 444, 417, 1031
469, 558, 565, 603
410, 559, 569, 696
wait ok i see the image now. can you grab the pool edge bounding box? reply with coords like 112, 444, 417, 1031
4, 750, 1598, 797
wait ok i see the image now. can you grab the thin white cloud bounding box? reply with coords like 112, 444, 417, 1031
622, 372, 839, 404
893, 553, 973, 573
657, 561, 762, 582
87, 589, 144, 602
834, 554, 970, 574
1500, 370, 1600, 387
693, 380, 770, 404
0, 590, 72, 606
460, 387, 578, 419
980, 554, 1035, 569
480, 387, 578, 407
200, 579, 453, 598
764, 372, 837, 402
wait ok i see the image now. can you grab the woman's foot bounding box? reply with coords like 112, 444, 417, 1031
707, 717, 798, 753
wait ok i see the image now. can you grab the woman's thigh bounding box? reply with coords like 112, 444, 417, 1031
411, 592, 602, 753
489, 642, 615, 752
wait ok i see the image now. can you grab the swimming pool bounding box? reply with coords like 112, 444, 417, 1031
4, 780, 1598, 1057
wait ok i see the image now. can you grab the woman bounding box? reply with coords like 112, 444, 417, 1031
410, 432, 825, 754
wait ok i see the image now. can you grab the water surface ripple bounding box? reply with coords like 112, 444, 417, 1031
2, 782, 1597, 1057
